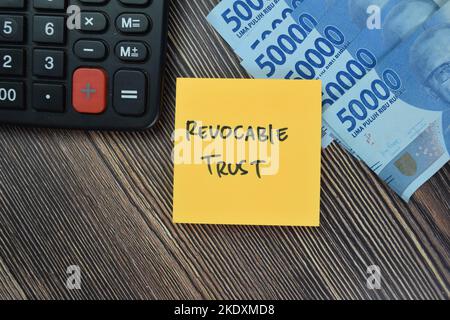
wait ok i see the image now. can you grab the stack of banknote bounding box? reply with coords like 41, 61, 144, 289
207, 0, 450, 201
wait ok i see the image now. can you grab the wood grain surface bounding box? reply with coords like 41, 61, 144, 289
0, 0, 448, 300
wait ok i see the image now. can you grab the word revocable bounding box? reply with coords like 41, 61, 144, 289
186, 120, 289, 144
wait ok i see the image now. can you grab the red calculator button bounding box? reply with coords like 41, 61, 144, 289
72, 68, 107, 114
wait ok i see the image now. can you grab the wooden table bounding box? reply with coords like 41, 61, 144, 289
0, 1, 448, 300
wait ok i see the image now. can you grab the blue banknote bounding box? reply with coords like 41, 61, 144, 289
241, 0, 442, 147
320, 0, 444, 150
321, 0, 440, 110
240, 0, 342, 80
240, 0, 337, 146
207, 0, 294, 52
234, 0, 327, 58
234, 0, 296, 58
323, 4, 450, 200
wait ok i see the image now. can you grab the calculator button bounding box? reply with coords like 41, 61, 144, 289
0, 81, 24, 110
33, 16, 65, 44
33, 49, 65, 78
116, 14, 150, 34
34, 0, 66, 10
0, 48, 24, 76
73, 68, 107, 114
33, 83, 65, 112
74, 40, 107, 60
0, 0, 24, 9
0, 16, 24, 43
115, 42, 148, 62
80, 12, 107, 32
119, 0, 150, 5
114, 70, 147, 116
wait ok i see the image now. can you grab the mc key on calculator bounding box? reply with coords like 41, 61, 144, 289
0, 0, 168, 130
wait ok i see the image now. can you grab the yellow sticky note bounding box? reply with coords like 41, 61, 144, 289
173, 78, 322, 227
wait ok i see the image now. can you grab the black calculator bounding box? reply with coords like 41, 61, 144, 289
0, 0, 168, 130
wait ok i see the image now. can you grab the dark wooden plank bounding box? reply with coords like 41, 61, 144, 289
0, 0, 448, 300
0, 257, 26, 300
